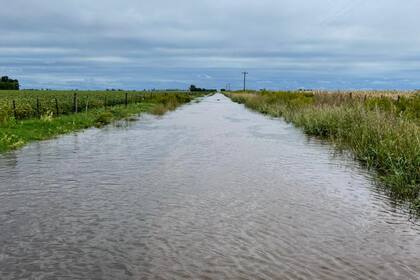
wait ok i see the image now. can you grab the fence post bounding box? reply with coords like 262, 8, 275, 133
36, 98, 40, 118
55, 98, 59, 116
73, 93, 78, 113
12, 100, 17, 119
125, 92, 128, 107
397, 95, 400, 102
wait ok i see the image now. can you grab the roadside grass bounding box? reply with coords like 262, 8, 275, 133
227, 91, 420, 210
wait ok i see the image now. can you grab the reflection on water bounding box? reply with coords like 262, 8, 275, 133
0, 94, 419, 279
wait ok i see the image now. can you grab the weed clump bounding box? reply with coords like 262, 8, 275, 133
95, 111, 113, 126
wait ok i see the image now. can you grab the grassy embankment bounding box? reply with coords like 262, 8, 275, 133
227, 90, 420, 209
0, 90, 203, 152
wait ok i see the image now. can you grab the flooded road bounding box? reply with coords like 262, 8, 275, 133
1, 93, 419, 279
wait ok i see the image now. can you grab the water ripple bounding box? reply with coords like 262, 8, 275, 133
0, 94, 419, 279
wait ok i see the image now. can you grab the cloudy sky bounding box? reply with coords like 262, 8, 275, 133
1, 0, 419, 90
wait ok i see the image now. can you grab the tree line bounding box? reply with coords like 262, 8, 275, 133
0, 76, 20, 90
189, 85, 216, 92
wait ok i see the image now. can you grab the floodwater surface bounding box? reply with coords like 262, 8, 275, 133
0, 94, 419, 279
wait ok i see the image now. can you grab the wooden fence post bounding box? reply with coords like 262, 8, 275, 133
12, 100, 17, 119
36, 98, 40, 118
125, 92, 128, 107
73, 93, 78, 113
55, 98, 59, 116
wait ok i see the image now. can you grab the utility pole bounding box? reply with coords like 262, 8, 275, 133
242, 71, 248, 91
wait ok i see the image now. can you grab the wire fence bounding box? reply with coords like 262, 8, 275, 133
0, 91, 192, 122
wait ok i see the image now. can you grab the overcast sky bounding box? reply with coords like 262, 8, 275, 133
1, 0, 419, 90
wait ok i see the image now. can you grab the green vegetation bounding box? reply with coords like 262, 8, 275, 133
0, 90, 193, 121
0, 90, 202, 152
189, 84, 217, 92
227, 91, 420, 209
0, 76, 19, 90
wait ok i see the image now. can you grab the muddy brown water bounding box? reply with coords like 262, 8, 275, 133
0, 94, 419, 279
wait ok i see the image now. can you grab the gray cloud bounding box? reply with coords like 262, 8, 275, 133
1, 0, 420, 89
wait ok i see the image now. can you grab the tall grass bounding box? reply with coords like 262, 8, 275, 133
227, 91, 420, 209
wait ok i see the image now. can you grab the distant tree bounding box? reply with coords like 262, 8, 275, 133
189, 84, 217, 92
189, 84, 198, 92
0, 76, 19, 90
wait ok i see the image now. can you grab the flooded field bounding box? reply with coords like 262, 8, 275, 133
0, 94, 419, 279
